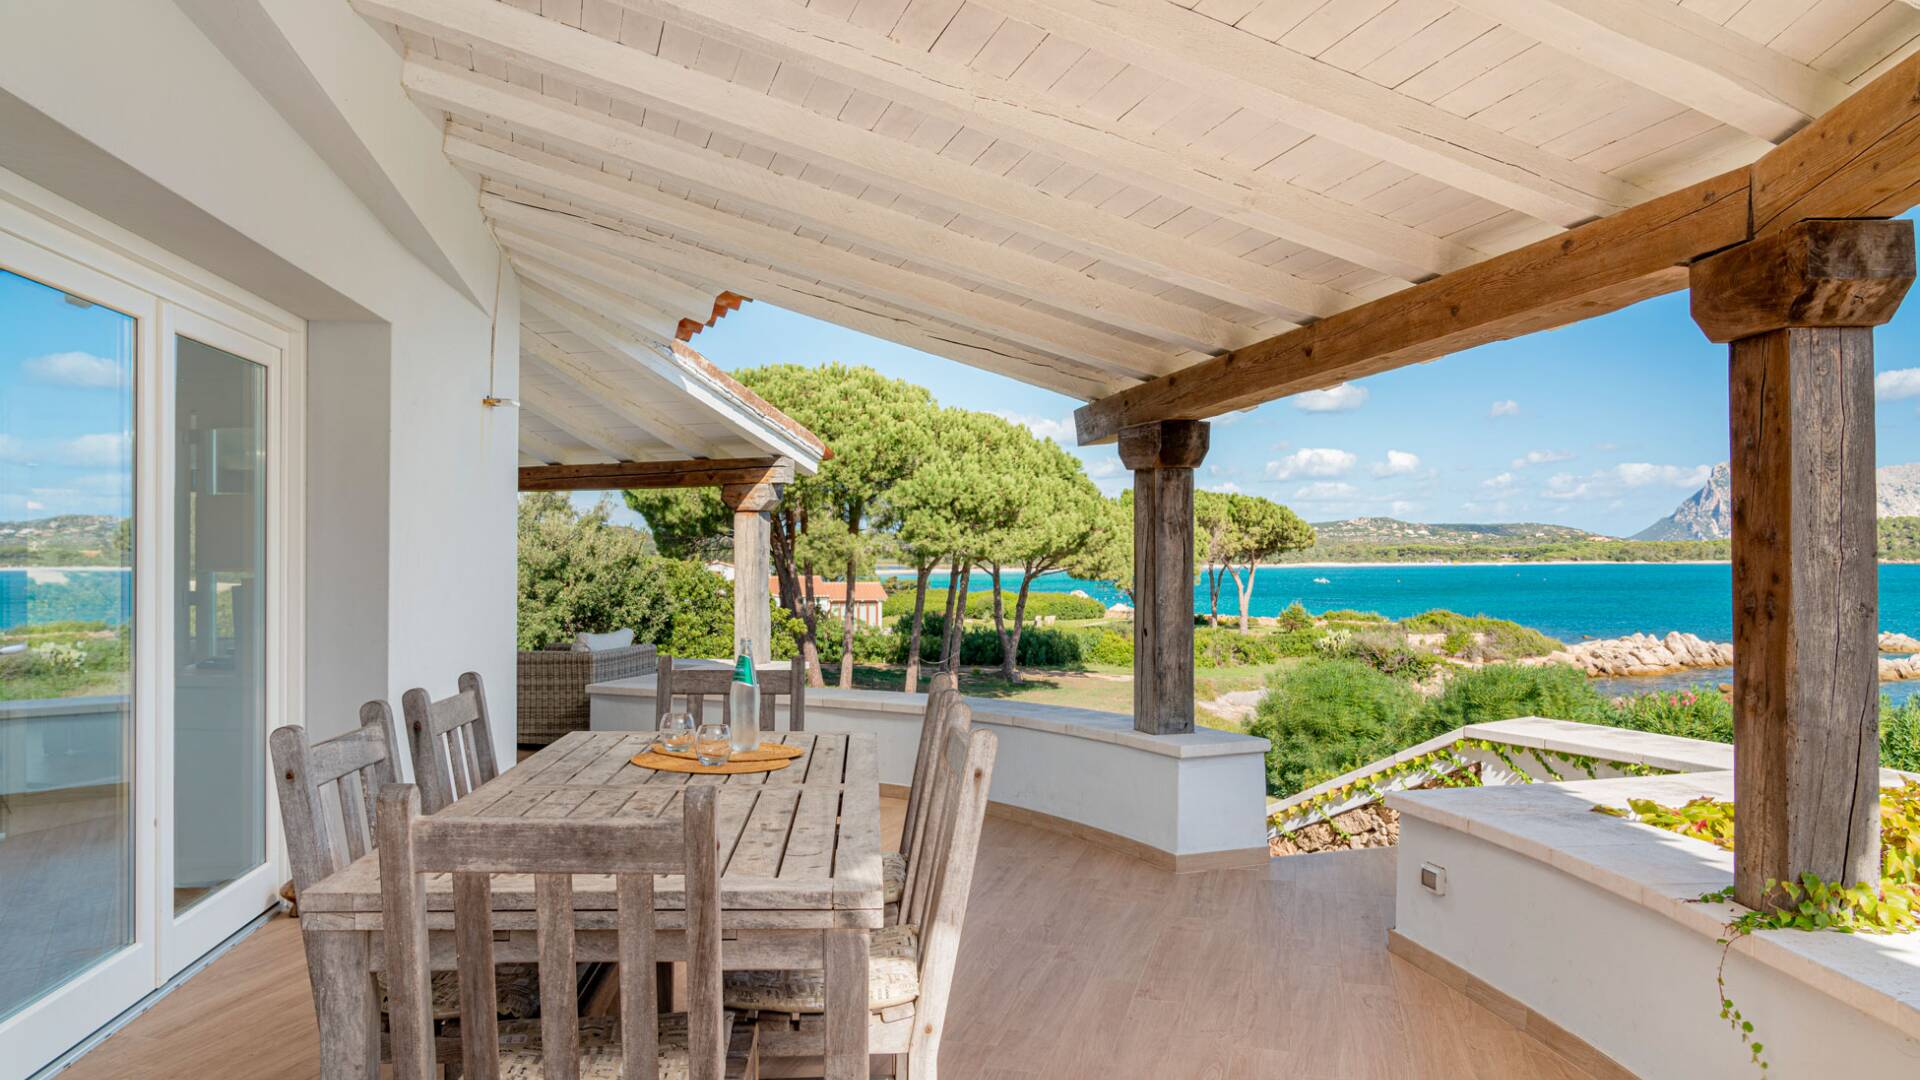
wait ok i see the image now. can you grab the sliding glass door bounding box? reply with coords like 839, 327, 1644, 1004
0, 198, 295, 1078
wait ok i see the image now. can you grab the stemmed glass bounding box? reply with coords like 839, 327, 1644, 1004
696, 722, 733, 767
659, 711, 695, 755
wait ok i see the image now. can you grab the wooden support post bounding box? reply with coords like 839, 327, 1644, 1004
722, 474, 783, 663
1118, 420, 1209, 735
1689, 218, 1915, 909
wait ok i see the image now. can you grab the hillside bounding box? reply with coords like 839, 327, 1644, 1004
0, 515, 126, 567
1636, 463, 1920, 541
1307, 517, 1606, 546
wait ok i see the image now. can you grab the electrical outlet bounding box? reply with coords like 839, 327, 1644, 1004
1419, 862, 1448, 896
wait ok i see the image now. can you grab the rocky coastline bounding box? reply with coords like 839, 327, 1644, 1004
1522, 630, 1920, 680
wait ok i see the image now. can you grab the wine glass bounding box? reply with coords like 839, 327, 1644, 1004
659, 711, 694, 755
696, 722, 733, 767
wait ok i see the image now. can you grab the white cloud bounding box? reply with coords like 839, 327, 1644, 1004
1483, 472, 1516, 490
54, 432, 132, 467
1292, 383, 1368, 413
25, 500, 44, 511
1083, 455, 1122, 479
0, 434, 24, 463
1204, 481, 1242, 494
1266, 447, 1356, 480
995, 411, 1074, 443
1543, 462, 1709, 501
1371, 449, 1421, 477
1291, 482, 1358, 501
1389, 500, 1418, 516
23, 351, 122, 389
1511, 449, 1573, 468
1489, 399, 1520, 418
1877, 368, 1920, 401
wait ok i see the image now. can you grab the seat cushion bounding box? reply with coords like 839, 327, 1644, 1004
494, 1014, 751, 1079
881, 850, 906, 905
378, 963, 542, 1021
722, 924, 920, 1015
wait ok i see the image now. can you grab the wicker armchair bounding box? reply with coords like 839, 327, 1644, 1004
515, 642, 657, 746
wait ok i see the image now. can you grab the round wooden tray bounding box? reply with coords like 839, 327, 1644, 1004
629, 748, 796, 775
655, 741, 805, 764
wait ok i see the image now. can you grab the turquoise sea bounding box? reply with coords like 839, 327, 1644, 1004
909, 562, 1920, 704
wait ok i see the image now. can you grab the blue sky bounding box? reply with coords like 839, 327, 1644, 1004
0, 267, 136, 522
671, 278, 1920, 538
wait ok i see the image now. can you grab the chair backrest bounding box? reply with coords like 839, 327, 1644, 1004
377, 782, 727, 1080
896, 673, 957, 864
654, 654, 808, 733
269, 702, 400, 893
903, 710, 997, 1067
402, 671, 501, 814
898, 697, 973, 925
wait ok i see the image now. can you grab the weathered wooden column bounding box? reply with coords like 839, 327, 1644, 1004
721, 467, 785, 663
1119, 420, 1209, 735
1689, 218, 1914, 909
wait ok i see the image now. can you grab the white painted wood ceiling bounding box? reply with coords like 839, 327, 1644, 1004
353, 0, 1920, 436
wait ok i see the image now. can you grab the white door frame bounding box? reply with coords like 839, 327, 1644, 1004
0, 171, 305, 1079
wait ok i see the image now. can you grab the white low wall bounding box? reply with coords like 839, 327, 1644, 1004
1391, 771, 1920, 1077
588, 669, 1271, 866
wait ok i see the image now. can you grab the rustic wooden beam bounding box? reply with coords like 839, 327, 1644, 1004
720, 478, 782, 665
1692, 218, 1915, 911
1075, 50, 1920, 445
518, 457, 793, 493
1119, 421, 1209, 736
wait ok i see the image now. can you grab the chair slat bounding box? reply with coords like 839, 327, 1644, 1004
899, 674, 955, 861
338, 767, 371, 862
403, 673, 501, 814
270, 701, 400, 894
617, 872, 659, 1080
537, 873, 580, 1080
452, 871, 502, 1080
902, 700, 971, 923
908, 728, 998, 1078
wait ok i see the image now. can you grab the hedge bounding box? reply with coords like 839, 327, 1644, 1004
881, 586, 1106, 621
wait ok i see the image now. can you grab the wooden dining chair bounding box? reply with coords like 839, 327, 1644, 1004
376, 783, 758, 1080
271, 706, 540, 1037
884, 675, 959, 913
655, 654, 808, 733
403, 671, 501, 814
724, 706, 998, 1080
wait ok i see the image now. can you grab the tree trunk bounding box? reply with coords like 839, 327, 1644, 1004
770, 509, 825, 689
989, 562, 1015, 682
947, 562, 974, 677
936, 561, 961, 667
1236, 562, 1257, 633
1206, 564, 1224, 626
903, 563, 932, 692
838, 549, 858, 689
1006, 566, 1038, 683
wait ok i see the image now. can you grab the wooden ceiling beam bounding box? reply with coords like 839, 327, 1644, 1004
407, 59, 1258, 353
352, 0, 1340, 318
449, 131, 1182, 379
517, 303, 714, 458
484, 189, 1128, 400
1449, 0, 1847, 142
604, 0, 1479, 282
519, 456, 795, 493
1013, 0, 1644, 227
1074, 50, 1920, 444
492, 220, 716, 320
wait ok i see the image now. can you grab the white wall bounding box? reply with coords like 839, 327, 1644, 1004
0, 0, 520, 752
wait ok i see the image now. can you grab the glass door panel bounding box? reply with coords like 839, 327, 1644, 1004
0, 266, 137, 1022
170, 335, 266, 914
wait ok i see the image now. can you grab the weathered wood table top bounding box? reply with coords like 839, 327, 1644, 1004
299, 730, 884, 925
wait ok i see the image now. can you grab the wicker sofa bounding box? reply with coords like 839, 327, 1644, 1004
516, 642, 657, 746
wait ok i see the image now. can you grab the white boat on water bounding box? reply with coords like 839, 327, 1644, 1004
1312, 576, 1331, 584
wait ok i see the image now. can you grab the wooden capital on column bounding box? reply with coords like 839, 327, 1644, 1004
1118, 420, 1209, 736
1690, 218, 1914, 910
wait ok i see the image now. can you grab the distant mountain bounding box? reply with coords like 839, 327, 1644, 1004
0, 515, 126, 566
1632, 463, 1732, 541
1635, 463, 1920, 541
1309, 517, 1609, 546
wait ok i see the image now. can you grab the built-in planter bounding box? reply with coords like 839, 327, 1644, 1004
1391, 769, 1920, 1078
587, 669, 1272, 870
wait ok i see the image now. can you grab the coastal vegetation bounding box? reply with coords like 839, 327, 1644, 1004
1272, 514, 1920, 563
0, 619, 129, 701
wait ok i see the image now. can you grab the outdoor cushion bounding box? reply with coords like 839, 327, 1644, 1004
722, 924, 920, 1015
882, 850, 906, 905
573, 628, 636, 652
494, 1014, 742, 1079
378, 963, 541, 1021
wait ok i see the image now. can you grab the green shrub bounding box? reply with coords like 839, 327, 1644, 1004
1441, 628, 1474, 655
807, 615, 898, 665
887, 612, 1087, 667
1081, 628, 1132, 666
1250, 659, 1420, 797
882, 588, 1106, 621
1276, 602, 1313, 631
1271, 627, 1323, 657
1884, 696, 1920, 773
1402, 609, 1560, 660
1319, 609, 1388, 624
1406, 663, 1607, 743
1600, 685, 1733, 743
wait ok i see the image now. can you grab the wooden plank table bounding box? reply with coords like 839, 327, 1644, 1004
298, 730, 883, 1079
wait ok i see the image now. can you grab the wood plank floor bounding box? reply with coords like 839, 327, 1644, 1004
57, 799, 1593, 1079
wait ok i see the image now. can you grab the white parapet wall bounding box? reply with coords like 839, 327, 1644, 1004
1390, 769, 1920, 1078
588, 667, 1272, 870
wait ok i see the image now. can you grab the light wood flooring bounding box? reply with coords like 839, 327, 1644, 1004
56, 798, 1594, 1079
